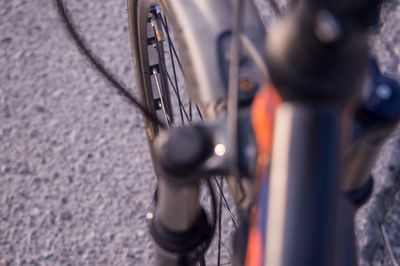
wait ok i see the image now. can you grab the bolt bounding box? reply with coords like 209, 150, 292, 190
239, 78, 255, 91
214, 144, 226, 157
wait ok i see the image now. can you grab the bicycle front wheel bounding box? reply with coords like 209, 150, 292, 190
127, 1, 220, 265
127, 0, 202, 145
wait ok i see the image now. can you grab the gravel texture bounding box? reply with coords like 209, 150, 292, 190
0, 0, 399, 265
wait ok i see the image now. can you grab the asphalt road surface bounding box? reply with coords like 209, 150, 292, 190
1, 0, 399, 265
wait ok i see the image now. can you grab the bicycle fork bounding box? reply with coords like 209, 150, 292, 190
147, 109, 256, 266
147, 118, 235, 266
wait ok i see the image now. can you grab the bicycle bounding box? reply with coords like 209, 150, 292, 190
56, 0, 400, 265
127, 0, 400, 264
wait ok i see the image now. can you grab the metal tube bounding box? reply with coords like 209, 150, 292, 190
342, 132, 386, 191
152, 178, 206, 266
155, 247, 197, 266
265, 103, 349, 266
156, 178, 201, 232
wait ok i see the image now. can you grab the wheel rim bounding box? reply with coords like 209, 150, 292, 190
137, 3, 203, 134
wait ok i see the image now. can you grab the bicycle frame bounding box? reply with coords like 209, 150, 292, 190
161, 0, 266, 117
147, 0, 400, 265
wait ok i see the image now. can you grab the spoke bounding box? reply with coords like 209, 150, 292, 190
159, 58, 204, 127
196, 104, 204, 121
150, 23, 190, 125
189, 99, 193, 121
160, 10, 205, 125
160, 64, 190, 121
160, 16, 185, 74
214, 234, 234, 258
158, 61, 192, 123
163, 17, 185, 125
217, 179, 223, 266
212, 177, 239, 229
381, 224, 399, 266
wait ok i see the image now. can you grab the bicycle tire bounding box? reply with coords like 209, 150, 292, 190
128, 0, 198, 134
